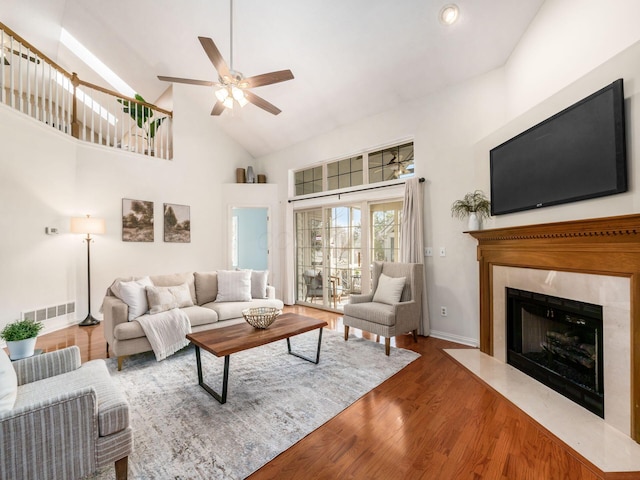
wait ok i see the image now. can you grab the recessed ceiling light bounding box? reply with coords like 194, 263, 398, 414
439, 4, 460, 26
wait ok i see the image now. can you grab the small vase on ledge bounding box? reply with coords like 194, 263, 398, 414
467, 212, 480, 231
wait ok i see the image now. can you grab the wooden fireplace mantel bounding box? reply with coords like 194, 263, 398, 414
468, 213, 640, 441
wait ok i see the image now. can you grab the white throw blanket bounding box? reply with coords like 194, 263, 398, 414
136, 308, 192, 361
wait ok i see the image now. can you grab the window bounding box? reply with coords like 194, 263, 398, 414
327, 156, 363, 190
370, 201, 403, 262
293, 141, 414, 197
368, 143, 414, 184
294, 166, 323, 196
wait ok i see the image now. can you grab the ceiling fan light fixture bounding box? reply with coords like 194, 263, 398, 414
223, 96, 234, 109
215, 87, 230, 102
231, 85, 244, 101
236, 95, 249, 107
439, 4, 459, 26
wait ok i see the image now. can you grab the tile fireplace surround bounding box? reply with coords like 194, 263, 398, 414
465, 214, 640, 474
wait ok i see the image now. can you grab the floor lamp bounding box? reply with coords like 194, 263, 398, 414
71, 215, 106, 326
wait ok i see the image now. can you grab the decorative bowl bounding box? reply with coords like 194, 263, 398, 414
242, 307, 281, 329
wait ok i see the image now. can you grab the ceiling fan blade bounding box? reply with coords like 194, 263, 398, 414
211, 101, 225, 116
157, 76, 214, 86
198, 36, 230, 79
244, 90, 282, 115
244, 69, 294, 88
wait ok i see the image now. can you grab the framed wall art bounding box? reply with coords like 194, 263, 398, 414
164, 203, 190, 243
122, 198, 154, 242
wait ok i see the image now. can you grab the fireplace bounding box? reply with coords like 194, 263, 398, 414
506, 288, 604, 417
469, 214, 640, 441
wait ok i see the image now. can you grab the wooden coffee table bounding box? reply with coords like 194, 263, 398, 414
186, 313, 328, 404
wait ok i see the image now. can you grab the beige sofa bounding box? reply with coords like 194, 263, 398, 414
102, 271, 284, 370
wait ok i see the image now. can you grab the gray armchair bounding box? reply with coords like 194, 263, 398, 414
0, 346, 132, 480
343, 261, 423, 355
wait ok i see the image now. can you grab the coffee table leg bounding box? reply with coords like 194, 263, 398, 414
287, 327, 323, 364
195, 345, 230, 404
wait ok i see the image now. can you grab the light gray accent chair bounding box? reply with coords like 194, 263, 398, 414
0, 346, 132, 480
343, 261, 423, 355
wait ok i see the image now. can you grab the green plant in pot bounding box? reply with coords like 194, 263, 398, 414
0, 318, 43, 360
117, 94, 166, 155
451, 190, 491, 231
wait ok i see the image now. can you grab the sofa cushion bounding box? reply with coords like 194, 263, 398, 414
146, 282, 194, 314
150, 272, 197, 305
194, 271, 218, 305
203, 298, 284, 321
0, 348, 17, 413
215, 270, 252, 302
114, 306, 218, 340
250, 270, 269, 299
181, 305, 218, 327
372, 273, 406, 305
344, 302, 397, 326
111, 277, 153, 320
14, 359, 129, 437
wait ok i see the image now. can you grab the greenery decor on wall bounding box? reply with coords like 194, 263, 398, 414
451, 190, 491, 230
0, 318, 43, 342
164, 203, 191, 243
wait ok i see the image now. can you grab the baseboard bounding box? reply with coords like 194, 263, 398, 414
429, 330, 478, 347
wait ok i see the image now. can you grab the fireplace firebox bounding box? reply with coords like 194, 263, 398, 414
506, 288, 604, 417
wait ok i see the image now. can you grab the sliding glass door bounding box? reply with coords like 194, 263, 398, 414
296, 200, 403, 311
295, 205, 361, 310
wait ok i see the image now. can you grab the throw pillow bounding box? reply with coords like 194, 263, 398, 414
0, 347, 17, 413
194, 271, 218, 305
111, 276, 153, 320
372, 273, 406, 305
146, 282, 194, 315
215, 270, 252, 302
250, 270, 269, 299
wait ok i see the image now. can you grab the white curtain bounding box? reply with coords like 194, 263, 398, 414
400, 177, 430, 336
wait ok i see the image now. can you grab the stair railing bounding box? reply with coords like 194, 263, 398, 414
1, 22, 173, 160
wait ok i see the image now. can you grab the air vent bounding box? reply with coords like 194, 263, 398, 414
22, 301, 75, 322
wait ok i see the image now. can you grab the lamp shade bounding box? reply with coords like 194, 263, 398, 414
70, 215, 105, 235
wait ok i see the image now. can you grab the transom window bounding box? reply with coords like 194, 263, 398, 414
327, 155, 363, 191
368, 143, 414, 184
293, 141, 414, 197
294, 166, 323, 196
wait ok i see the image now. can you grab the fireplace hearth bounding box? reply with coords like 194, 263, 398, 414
506, 288, 604, 417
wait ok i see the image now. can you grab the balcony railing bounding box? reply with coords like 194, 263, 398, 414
1, 22, 172, 159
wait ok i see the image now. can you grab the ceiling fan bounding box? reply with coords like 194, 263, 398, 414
157, 0, 293, 116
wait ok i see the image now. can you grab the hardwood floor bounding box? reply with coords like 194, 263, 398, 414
31, 306, 611, 479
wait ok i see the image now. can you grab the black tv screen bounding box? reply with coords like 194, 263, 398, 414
490, 79, 627, 215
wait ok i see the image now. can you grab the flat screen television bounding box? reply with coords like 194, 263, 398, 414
490, 79, 627, 215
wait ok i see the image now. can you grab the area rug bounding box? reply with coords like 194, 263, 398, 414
88, 329, 419, 480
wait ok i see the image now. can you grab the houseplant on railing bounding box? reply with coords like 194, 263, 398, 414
0, 318, 43, 360
451, 190, 491, 230
117, 94, 166, 155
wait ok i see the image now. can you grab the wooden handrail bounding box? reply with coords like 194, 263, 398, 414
2, 21, 173, 158
1, 21, 172, 117
75, 77, 173, 117
0, 22, 73, 80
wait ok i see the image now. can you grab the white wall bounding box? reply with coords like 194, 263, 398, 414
0, 105, 78, 334
257, 69, 507, 345
0, 83, 254, 337
256, 0, 640, 346
505, 0, 640, 118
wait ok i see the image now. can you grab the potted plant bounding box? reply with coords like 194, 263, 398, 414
0, 318, 43, 360
117, 94, 166, 155
451, 190, 491, 230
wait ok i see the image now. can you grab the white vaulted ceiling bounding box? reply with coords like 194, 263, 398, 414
1, 0, 545, 157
